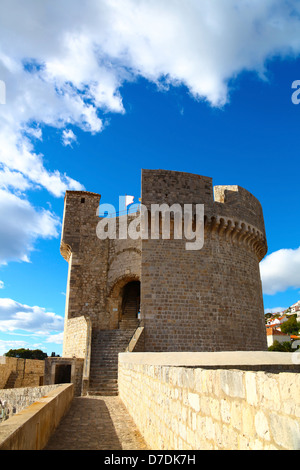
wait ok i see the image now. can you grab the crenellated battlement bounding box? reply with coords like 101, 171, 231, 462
141, 169, 267, 260
61, 171, 267, 261
204, 215, 267, 261
213, 184, 266, 234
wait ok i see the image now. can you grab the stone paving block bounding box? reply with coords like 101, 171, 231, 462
44, 396, 148, 450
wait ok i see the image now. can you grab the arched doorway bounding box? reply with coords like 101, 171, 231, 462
119, 280, 140, 330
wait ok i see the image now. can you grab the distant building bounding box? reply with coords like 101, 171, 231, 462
290, 300, 300, 313
266, 315, 288, 328
266, 326, 290, 347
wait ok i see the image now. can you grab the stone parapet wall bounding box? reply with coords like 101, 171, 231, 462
0, 384, 62, 423
0, 384, 73, 450
118, 352, 300, 450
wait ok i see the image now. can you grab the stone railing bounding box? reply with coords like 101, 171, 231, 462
125, 324, 145, 352
118, 351, 300, 450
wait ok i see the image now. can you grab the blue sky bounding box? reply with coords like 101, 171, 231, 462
0, 1, 300, 356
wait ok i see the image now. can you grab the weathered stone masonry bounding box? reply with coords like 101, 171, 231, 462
60, 191, 141, 339
118, 352, 300, 450
61, 169, 267, 362
141, 170, 267, 352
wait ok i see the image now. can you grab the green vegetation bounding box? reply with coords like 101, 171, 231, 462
268, 341, 293, 352
280, 315, 300, 336
4, 348, 48, 360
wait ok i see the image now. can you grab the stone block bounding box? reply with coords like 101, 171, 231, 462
269, 413, 300, 450
220, 370, 245, 399
254, 411, 270, 441
245, 371, 258, 406
188, 393, 200, 412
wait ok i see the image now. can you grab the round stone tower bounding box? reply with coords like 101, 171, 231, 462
140, 169, 268, 352
60, 169, 268, 359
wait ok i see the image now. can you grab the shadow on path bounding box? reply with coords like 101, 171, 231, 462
44, 397, 124, 450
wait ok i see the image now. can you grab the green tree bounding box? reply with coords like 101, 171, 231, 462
4, 348, 47, 360
280, 315, 300, 336
268, 341, 293, 352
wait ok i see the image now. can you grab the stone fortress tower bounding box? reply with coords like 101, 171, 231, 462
59, 169, 268, 395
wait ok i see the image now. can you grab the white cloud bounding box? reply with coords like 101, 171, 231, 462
0, 189, 60, 265
0, 339, 28, 356
62, 129, 77, 147
264, 307, 286, 314
1, 1, 300, 147
0, 128, 85, 198
1, 1, 300, 180
46, 332, 64, 345
0, 281, 4, 289
1, 0, 300, 264
0, 165, 32, 192
260, 247, 300, 295
0, 298, 64, 334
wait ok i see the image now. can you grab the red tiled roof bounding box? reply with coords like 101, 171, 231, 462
266, 327, 289, 336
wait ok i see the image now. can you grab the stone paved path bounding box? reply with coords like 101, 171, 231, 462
44, 396, 148, 450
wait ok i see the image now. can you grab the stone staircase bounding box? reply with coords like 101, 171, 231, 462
4, 371, 18, 389
87, 329, 136, 396
87, 282, 140, 396
119, 299, 139, 330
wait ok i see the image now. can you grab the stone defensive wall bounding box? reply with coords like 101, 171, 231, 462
0, 384, 64, 423
0, 384, 73, 450
118, 351, 300, 450
0, 356, 45, 389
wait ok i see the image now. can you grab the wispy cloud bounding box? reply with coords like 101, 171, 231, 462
62, 129, 77, 147
260, 246, 300, 295
0, 339, 28, 356
264, 307, 286, 314
0, 298, 64, 334
0, 189, 60, 265
1, 0, 300, 266
46, 332, 64, 345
